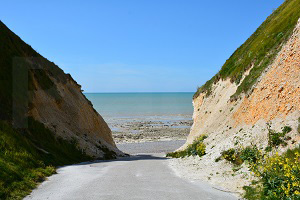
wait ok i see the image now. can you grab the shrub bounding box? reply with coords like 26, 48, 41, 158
243, 183, 263, 200
265, 126, 292, 151
240, 146, 262, 164
166, 135, 207, 158
282, 126, 292, 134
244, 147, 300, 199
221, 148, 243, 165
195, 142, 206, 156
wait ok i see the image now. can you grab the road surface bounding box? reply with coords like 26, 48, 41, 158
25, 141, 237, 200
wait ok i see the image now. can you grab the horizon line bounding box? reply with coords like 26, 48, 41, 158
83, 91, 195, 94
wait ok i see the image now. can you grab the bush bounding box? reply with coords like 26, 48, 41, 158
221, 148, 243, 165
265, 126, 292, 151
166, 135, 207, 158
244, 147, 300, 199
282, 126, 292, 134
220, 146, 262, 166
240, 146, 262, 164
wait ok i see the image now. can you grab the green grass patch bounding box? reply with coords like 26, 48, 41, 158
194, 0, 300, 100
0, 119, 96, 199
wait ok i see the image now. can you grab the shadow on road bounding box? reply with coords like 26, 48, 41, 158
65, 153, 169, 168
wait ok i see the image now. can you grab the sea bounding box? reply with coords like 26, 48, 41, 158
84, 92, 194, 134
84, 92, 194, 118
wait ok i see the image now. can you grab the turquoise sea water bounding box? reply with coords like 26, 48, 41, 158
84, 93, 194, 118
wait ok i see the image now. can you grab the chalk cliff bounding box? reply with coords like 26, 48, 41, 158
173, 0, 300, 194
184, 0, 300, 153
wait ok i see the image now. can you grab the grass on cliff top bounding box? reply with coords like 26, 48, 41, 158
194, 0, 300, 100
0, 119, 94, 200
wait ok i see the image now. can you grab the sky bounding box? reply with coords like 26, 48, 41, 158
1, 0, 284, 93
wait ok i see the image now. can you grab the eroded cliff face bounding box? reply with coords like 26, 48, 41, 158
184, 18, 300, 153
29, 73, 122, 158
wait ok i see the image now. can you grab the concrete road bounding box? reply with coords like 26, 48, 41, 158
25, 153, 237, 200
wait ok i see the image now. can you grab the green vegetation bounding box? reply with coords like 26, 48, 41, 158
220, 148, 243, 165
244, 146, 300, 200
265, 125, 292, 152
96, 145, 117, 160
240, 146, 261, 164
166, 135, 207, 158
0, 119, 94, 199
218, 145, 300, 199
194, 0, 300, 100
216, 126, 298, 199
220, 126, 292, 165
219, 146, 262, 166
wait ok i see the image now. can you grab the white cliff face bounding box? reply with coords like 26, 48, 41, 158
185, 18, 300, 152
172, 18, 300, 196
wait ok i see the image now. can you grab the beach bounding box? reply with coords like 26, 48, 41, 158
109, 116, 192, 143
85, 92, 194, 144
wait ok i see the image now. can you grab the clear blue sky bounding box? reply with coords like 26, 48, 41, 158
1, 0, 284, 92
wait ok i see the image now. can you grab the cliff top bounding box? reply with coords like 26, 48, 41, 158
194, 0, 300, 100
